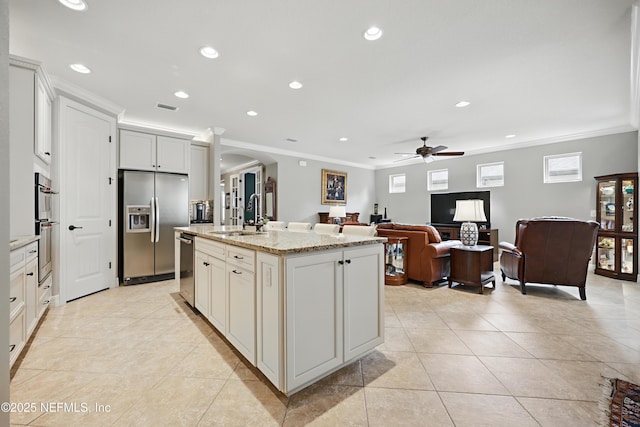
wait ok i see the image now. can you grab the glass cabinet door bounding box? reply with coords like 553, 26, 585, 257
621, 179, 634, 233
598, 180, 616, 231
621, 238, 634, 274
597, 236, 616, 271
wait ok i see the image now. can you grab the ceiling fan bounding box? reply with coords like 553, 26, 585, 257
395, 137, 464, 163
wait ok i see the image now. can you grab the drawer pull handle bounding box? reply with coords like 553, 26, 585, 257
203, 262, 210, 267
9, 297, 16, 303
232, 270, 242, 275
9, 344, 15, 352
233, 255, 244, 260
27, 272, 34, 276
43, 285, 51, 290
28, 249, 37, 254
44, 300, 50, 305
345, 259, 351, 264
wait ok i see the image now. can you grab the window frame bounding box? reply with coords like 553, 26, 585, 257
476, 161, 505, 188
427, 168, 449, 191
388, 173, 406, 193
543, 152, 582, 184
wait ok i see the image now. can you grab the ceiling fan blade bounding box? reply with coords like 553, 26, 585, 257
432, 151, 465, 156
429, 145, 448, 154
393, 155, 420, 162
394, 152, 417, 155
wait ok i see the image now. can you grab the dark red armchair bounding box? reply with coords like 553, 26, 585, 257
499, 217, 599, 300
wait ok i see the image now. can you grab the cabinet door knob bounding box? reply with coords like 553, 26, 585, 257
9, 297, 16, 303
44, 152, 51, 156
338, 260, 344, 265
203, 262, 210, 267
9, 344, 15, 353
27, 272, 34, 276
232, 270, 242, 275
345, 259, 351, 264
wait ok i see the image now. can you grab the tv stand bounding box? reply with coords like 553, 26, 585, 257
433, 225, 499, 261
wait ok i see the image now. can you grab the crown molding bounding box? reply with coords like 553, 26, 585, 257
9, 54, 56, 100
117, 121, 198, 140
220, 137, 375, 170
50, 75, 124, 118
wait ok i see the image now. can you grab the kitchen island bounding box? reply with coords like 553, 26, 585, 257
175, 225, 385, 395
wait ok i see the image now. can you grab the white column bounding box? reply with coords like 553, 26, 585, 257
210, 127, 225, 225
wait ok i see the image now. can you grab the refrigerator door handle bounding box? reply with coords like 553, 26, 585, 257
155, 197, 160, 243
150, 197, 156, 242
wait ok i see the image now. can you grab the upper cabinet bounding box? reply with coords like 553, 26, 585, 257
119, 129, 190, 174
190, 143, 210, 200
35, 74, 53, 164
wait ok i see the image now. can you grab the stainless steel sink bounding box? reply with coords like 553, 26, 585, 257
207, 230, 266, 237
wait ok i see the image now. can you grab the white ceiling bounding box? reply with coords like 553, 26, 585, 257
9, 0, 638, 169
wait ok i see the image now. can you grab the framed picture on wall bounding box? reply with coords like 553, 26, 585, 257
321, 169, 347, 205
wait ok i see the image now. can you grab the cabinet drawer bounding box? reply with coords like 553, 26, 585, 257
196, 238, 226, 260
227, 246, 255, 271
38, 274, 53, 301
9, 310, 25, 367
10, 247, 25, 273
25, 242, 38, 263
10, 268, 25, 321
38, 285, 52, 318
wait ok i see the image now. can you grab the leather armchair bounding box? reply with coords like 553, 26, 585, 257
377, 223, 461, 287
499, 217, 598, 300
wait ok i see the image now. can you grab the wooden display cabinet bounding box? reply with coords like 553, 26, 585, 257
594, 172, 637, 281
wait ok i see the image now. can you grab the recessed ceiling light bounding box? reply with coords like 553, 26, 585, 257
200, 46, 219, 59
288, 80, 303, 89
339, 137, 348, 142
286, 138, 298, 143
59, 0, 87, 11
70, 63, 91, 74
368, 156, 377, 160
505, 134, 516, 138
363, 26, 383, 41
455, 101, 471, 108
247, 110, 258, 116
174, 91, 189, 99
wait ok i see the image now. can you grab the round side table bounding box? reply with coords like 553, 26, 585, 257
385, 237, 408, 286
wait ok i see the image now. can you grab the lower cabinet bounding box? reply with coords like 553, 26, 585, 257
193, 237, 384, 396
9, 241, 47, 367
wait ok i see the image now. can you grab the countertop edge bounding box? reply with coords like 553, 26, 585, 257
10, 235, 40, 251
175, 226, 386, 255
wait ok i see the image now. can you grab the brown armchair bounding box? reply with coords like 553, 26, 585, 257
499, 217, 599, 300
376, 223, 462, 287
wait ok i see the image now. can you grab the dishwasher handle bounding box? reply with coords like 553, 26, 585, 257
176, 237, 193, 244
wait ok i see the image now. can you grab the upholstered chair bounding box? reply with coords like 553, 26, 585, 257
264, 221, 286, 231
314, 223, 340, 235
287, 222, 312, 232
499, 217, 599, 300
341, 225, 377, 237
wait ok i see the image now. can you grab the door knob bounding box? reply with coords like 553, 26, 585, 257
68, 225, 83, 231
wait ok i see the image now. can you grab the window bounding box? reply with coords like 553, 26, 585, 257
544, 152, 582, 183
477, 162, 504, 188
389, 173, 406, 193
427, 169, 448, 191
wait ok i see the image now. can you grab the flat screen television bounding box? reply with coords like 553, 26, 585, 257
430, 191, 491, 228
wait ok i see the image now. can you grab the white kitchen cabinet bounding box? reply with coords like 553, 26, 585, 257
9, 241, 46, 368
35, 74, 52, 164
256, 252, 282, 387
119, 129, 190, 174
283, 244, 384, 392
37, 274, 52, 320
226, 245, 256, 364
194, 250, 210, 316
190, 143, 209, 200
208, 256, 226, 333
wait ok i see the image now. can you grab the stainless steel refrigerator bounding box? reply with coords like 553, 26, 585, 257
119, 170, 189, 285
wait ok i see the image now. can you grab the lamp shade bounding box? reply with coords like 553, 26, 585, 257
329, 206, 346, 218
453, 200, 487, 222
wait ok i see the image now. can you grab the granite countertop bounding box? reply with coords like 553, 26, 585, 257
10, 235, 40, 251
175, 225, 386, 255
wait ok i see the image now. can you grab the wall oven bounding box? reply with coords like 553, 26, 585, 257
35, 173, 57, 283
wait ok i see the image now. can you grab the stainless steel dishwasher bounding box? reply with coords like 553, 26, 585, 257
177, 233, 195, 307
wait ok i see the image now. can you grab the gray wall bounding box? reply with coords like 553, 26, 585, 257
375, 131, 638, 244
263, 154, 376, 224
1, 0, 10, 421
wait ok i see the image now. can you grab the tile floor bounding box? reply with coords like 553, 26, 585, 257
9, 265, 640, 426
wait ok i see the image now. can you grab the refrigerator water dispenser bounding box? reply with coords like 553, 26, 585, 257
127, 205, 150, 232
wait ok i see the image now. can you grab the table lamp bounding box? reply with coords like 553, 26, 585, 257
329, 206, 346, 225
453, 199, 487, 246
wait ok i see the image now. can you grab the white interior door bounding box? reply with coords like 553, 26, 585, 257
59, 97, 116, 301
